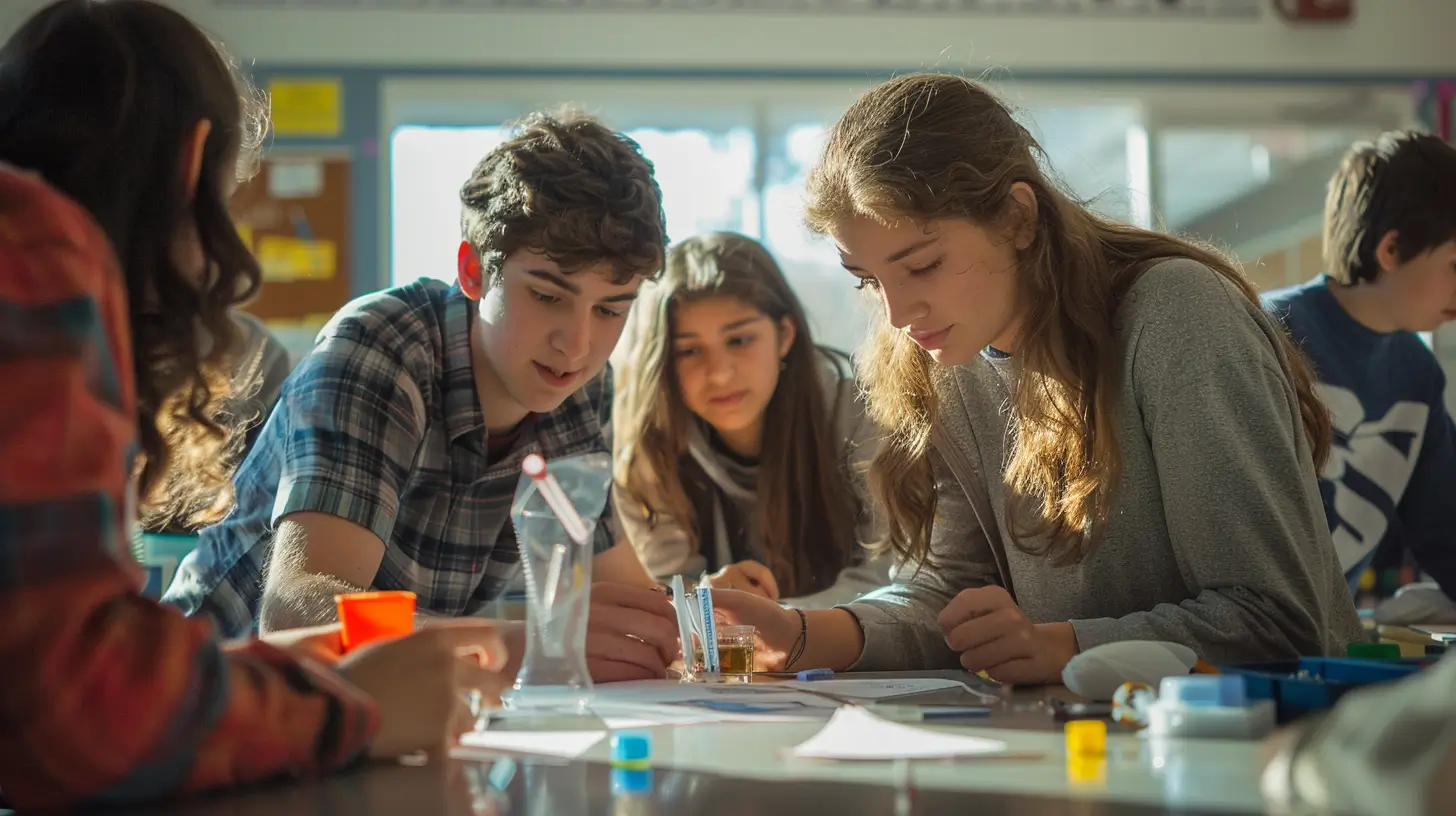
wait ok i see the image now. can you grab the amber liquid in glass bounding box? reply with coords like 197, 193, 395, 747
717, 642, 755, 678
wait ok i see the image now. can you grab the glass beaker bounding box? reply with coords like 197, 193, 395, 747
715, 625, 756, 683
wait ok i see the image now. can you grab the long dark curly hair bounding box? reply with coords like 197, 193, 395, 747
0, 0, 269, 526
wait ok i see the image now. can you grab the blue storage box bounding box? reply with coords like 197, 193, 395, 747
1218, 657, 1434, 723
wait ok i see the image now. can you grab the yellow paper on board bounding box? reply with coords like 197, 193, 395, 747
268, 78, 342, 137
257, 236, 336, 282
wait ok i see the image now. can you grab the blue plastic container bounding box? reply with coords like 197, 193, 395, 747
1218, 657, 1434, 723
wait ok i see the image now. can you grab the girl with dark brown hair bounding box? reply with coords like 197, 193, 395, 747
614, 232, 888, 607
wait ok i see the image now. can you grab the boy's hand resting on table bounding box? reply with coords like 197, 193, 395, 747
706, 560, 780, 601
938, 586, 1078, 684
580, 582, 683, 682
334, 620, 509, 760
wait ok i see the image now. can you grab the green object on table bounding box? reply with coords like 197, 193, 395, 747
1346, 642, 1401, 660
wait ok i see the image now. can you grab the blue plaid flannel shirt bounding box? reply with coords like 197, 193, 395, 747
163, 279, 616, 636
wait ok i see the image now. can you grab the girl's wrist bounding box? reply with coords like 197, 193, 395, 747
781, 607, 809, 670
1033, 622, 1080, 682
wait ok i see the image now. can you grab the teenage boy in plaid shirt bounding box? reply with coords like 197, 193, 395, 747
167, 112, 682, 682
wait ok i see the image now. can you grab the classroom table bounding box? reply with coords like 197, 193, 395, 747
63, 671, 1275, 816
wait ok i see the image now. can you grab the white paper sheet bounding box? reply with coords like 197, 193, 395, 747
596, 678, 972, 703
1411, 624, 1456, 642
456, 729, 605, 759
590, 679, 725, 703
591, 679, 827, 705
789, 706, 1007, 760
588, 680, 838, 727
592, 702, 828, 729
582, 678, 988, 729
782, 677, 976, 700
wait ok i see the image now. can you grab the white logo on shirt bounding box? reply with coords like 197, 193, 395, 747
1318, 384, 1428, 572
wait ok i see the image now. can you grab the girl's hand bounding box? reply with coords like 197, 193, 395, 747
707, 560, 780, 601
259, 622, 346, 663
710, 589, 801, 671
335, 620, 509, 760
937, 586, 1078, 684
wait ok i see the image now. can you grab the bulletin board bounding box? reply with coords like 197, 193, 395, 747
232, 155, 352, 327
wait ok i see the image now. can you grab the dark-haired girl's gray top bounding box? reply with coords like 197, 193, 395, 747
619, 347, 890, 608
845, 259, 1364, 668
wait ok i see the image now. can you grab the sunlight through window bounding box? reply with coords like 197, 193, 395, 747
390, 124, 755, 287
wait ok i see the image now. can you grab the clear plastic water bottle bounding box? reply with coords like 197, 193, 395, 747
499, 452, 612, 716
504, 506, 595, 712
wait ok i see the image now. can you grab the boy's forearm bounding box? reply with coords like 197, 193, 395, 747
260, 572, 366, 634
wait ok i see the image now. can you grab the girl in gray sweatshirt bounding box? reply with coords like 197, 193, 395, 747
710, 74, 1363, 681
611, 233, 890, 609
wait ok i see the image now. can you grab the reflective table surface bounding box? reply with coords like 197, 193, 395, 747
60, 673, 1278, 815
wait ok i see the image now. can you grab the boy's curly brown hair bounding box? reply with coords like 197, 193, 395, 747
460, 110, 667, 284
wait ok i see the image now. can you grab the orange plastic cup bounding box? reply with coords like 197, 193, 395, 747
335, 590, 416, 652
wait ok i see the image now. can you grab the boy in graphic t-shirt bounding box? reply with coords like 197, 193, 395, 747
1264, 131, 1456, 600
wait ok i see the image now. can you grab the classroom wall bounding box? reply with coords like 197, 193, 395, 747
153, 1, 1456, 78
206, 0, 1451, 308
3, 2, 1450, 305
10, 2, 1451, 91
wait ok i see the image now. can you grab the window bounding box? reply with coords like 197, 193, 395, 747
762, 123, 871, 354
388, 100, 1150, 356
1157, 126, 1366, 230
389, 124, 755, 288
630, 126, 758, 244
1024, 105, 1144, 225
390, 125, 508, 285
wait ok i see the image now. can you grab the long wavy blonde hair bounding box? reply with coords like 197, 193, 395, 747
805, 73, 1331, 567
613, 233, 859, 595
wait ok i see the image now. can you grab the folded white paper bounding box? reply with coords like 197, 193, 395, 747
789, 706, 1007, 760
456, 729, 606, 759
783, 677, 971, 700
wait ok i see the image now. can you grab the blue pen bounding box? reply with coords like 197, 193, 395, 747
919, 705, 993, 720
796, 668, 834, 681
867, 704, 993, 722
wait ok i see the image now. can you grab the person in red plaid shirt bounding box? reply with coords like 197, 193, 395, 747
0, 1, 507, 809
